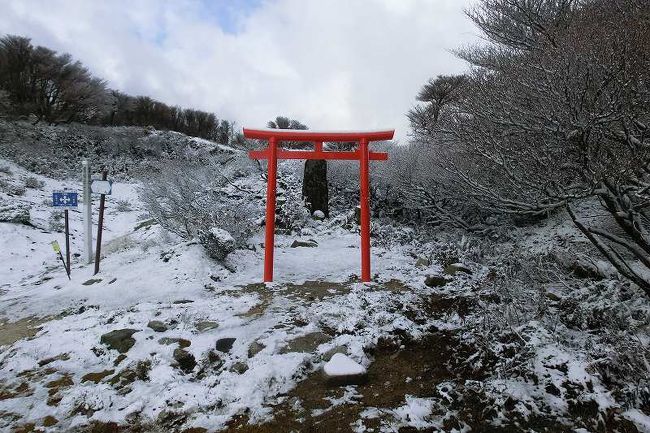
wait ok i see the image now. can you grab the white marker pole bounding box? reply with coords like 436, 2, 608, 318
82, 160, 93, 264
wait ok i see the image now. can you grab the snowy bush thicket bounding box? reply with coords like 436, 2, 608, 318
138, 156, 260, 249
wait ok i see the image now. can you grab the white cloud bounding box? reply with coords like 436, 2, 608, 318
0, 0, 479, 142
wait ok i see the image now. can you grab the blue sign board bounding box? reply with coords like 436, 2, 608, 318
52, 191, 78, 208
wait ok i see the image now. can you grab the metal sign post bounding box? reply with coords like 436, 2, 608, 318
93, 170, 110, 275
52, 190, 77, 277
82, 160, 93, 264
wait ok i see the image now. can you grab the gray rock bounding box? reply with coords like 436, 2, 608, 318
444, 263, 472, 275
0, 201, 30, 225
147, 321, 167, 332
173, 348, 196, 373
101, 329, 138, 353
82, 278, 102, 286
215, 337, 236, 353
231, 362, 249, 374
158, 337, 191, 348
248, 341, 266, 358
323, 353, 368, 386
415, 257, 430, 268
568, 260, 605, 280
281, 332, 330, 354
199, 227, 236, 261
291, 239, 318, 248
424, 275, 448, 288
195, 321, 219, 332
312, 210, 326, 221
172, 299, 193, 304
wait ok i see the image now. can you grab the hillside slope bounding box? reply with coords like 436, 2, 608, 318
1, 157, 649, 432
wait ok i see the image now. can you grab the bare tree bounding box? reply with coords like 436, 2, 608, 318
407, 0, 650, 293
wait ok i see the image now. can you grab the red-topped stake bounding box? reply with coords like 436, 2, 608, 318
244, 128, 393, 283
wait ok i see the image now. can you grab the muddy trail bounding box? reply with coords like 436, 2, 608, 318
225, 330, 478, 432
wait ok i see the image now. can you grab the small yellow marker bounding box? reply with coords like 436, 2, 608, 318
51, 240, 70, 279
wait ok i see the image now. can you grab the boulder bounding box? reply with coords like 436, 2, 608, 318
81, 369, 115, 384
147, 321, 167, 332
281, 332, 330, 354
215, 337, 236, 353
248, 341, 266, 358
323, 353, 368, 386
0, 201, 30, 225
231, 362, 249, 374
82, 278, 102, 286
444, 263, 472, 276
415, 257, 430, 268
198, 227, 236, 261
158, 337, 191, 348
291, 239, 318, 248
195, 321, 219, 332
568, 260, 605, 280
173, 349, 196, 373
312, 210, 326, 221
424, 275, 448, 288
100, 329, 138, 353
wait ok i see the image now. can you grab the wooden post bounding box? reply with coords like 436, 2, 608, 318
64, 209, 70, 276
94, 170, 108, 275
264, 137, 278, 283
359, 137, 371, 282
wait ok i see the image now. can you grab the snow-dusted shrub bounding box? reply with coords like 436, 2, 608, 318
24, 176, 44, 189
115, 199, 132, 212
138, 156, 260, 249
48, 211, 64, 232
0, 179, 25, 196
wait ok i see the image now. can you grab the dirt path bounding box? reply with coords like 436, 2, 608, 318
0, 317, 48, 347
224, 331, 465, 432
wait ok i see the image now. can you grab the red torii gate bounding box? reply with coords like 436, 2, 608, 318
244, 128, 394, 283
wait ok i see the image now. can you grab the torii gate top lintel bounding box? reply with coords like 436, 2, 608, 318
243, 128, 394, 142
244, 127, 394, 283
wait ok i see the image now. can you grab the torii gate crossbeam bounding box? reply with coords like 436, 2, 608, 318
244, 128, 393, 283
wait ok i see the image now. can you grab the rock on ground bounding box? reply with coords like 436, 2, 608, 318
323, 353, 368, 386
199, 227, 235, 261
147, 320, 167, 332
100, 329, 138, 353
291, 239, 318, 248
215, 337, 236, 353
173, 348, 197, 373
424, 275, 448, 288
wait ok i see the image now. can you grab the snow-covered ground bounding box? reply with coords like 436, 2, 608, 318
1, 159, 649, 432
0, 159, 437, 431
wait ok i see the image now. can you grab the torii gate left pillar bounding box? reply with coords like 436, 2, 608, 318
244, 128, 394, 283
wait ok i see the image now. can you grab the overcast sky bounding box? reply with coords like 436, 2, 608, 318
0, 0, 479, 142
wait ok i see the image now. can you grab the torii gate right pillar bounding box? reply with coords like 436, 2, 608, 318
358, 137, 371, 282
